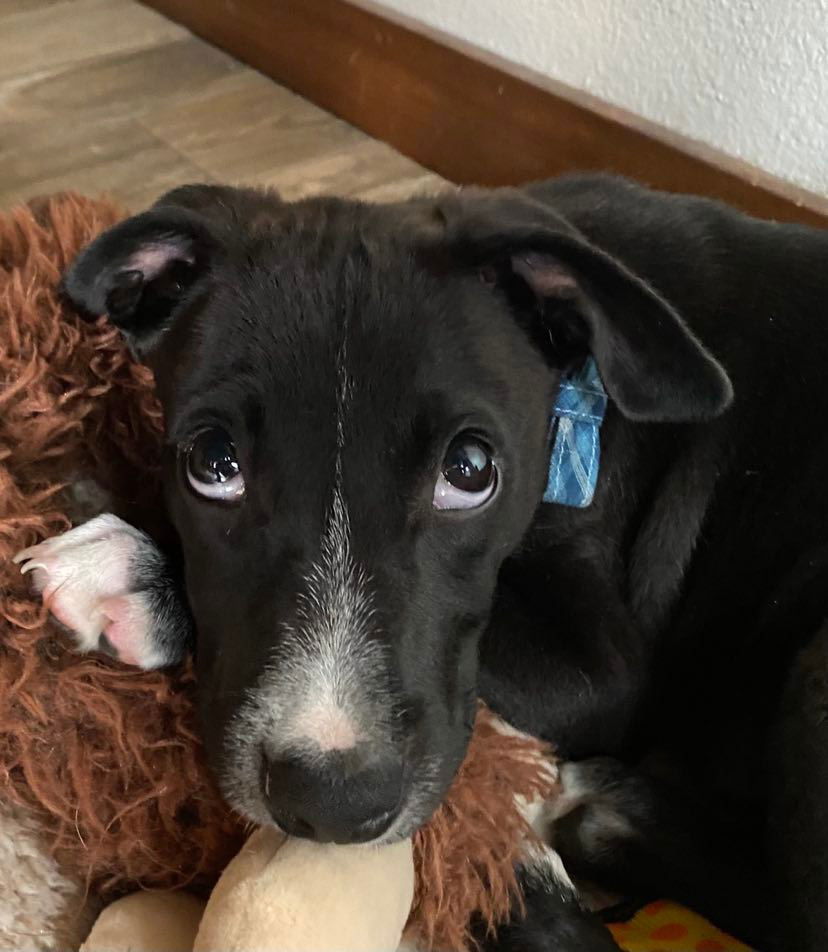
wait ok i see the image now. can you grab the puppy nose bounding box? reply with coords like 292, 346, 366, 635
261, 749, 403, 844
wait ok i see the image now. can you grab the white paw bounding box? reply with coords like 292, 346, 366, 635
13, 514, 166, 668
546, 762, 593, 822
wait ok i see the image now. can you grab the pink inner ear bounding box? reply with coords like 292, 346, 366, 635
127, 242, 194, 280
513, 252, 579, 297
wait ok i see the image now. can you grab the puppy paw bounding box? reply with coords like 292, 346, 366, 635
13, 514, 189, 669
550, 758, 651, 868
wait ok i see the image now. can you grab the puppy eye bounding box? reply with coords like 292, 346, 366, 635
185, 428, 245, 502
433, 436, 498, 511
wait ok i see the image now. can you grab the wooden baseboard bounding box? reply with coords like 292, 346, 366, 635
142, 0, 827, 228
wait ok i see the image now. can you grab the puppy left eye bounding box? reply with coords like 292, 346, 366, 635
185, 427, 245, 502
433, 436, 498, 511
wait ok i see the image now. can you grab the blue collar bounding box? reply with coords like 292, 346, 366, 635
543, 357, 607, 508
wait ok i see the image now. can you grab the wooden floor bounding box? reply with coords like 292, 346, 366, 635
0, 0, 442, 211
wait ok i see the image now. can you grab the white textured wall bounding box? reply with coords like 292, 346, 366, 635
374, 0, 828, 195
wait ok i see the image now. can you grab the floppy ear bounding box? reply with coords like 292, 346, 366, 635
438, 192, 733, 422
63, 203, 217, 356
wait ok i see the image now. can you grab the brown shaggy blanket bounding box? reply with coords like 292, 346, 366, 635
0, 193, 556, 951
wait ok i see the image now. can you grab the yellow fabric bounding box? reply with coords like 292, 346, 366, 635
609, 901, 753, 952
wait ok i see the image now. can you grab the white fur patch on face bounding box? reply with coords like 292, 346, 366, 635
302, 703, 359, 753
288, 487, 383, 748
222, 331, 395, 823
13, 514, 166, 669
223, 488, 390, 823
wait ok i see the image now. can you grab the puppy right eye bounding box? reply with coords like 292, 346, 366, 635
185, 428, 245, 501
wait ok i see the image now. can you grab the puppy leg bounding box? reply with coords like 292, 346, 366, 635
551, 757, 766, 947
473, 716, 621, 950
767, 623, 828, 952
476, 844, 622, 950
13, 514, 192, 669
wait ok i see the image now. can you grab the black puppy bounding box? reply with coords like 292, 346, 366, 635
15, 176, 828, 950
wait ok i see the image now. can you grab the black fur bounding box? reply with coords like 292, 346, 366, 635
62, 175, 828, 949
475, 859, 622, 950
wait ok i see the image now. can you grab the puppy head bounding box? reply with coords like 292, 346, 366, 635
64, 183, 730, 842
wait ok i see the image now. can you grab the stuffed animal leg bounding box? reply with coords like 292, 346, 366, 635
195, 827, 414, 952
81, 891, 205, 952
81, 828, 415, 952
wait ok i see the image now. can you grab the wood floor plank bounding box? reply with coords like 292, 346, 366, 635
0, 0, 187, 82
0, 0, 64, 14
245, 136, 443, 200
1, 37, 243, 125
143, 70, 437, 199
0, 116, 210, 210
0, 0, 435, 209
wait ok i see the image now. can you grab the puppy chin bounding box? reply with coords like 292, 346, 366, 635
376, 768, 457, 844
222, 782, 276, 829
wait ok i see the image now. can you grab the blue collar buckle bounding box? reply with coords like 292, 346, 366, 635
543, 357, 607, 508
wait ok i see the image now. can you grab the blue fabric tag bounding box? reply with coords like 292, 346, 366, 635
543, 357, 607, 507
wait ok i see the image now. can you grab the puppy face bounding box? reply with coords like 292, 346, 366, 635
65, 184, 730, 841
155, 198, 555, 838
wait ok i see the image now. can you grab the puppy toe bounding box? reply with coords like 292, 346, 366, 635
13, 513, 134, 565
100, 593, 168, 669
13, 514, 164, 664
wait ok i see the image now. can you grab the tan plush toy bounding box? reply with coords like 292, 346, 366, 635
71, 703, 559, 952
82, 829, 415, 952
